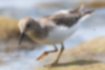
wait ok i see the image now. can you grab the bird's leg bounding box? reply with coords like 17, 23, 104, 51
37, 45, 58, 60
46, 42, 64, 66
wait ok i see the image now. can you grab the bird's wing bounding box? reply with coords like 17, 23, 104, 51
49, 13, 82, 27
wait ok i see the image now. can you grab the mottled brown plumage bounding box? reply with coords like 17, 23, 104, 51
37, 5, 93, 28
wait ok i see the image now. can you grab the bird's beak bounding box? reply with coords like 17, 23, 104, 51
19, 32, 25, 45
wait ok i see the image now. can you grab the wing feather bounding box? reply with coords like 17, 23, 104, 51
50, 13, 82, 27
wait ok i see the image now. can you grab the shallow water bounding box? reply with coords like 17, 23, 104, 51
0, 0, 105, 70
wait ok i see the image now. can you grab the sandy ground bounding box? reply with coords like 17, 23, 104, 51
36, 37, 105, 70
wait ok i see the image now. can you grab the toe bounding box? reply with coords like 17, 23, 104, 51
37, 52, 48, 60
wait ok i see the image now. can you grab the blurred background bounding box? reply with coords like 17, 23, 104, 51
0, 0, 105, 70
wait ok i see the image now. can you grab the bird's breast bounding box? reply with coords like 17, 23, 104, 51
43, 22, 80, 44
26, 22, 81, 45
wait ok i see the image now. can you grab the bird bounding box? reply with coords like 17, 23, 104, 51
18, 5, 94, 66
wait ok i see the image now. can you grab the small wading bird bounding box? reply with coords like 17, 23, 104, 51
18, 5, 94, 66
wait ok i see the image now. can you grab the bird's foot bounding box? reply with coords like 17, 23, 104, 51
37, 52, 48, 60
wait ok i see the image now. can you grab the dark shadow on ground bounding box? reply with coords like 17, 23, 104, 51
51, 60, 100, 67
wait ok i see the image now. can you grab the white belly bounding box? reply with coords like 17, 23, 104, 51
43, 23, 80, 44
28, 14, 90, 45
42, 14, 91, 44
28, 22, 80, 45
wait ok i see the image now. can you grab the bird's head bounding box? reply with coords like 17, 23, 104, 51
18, 17, 38, 45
